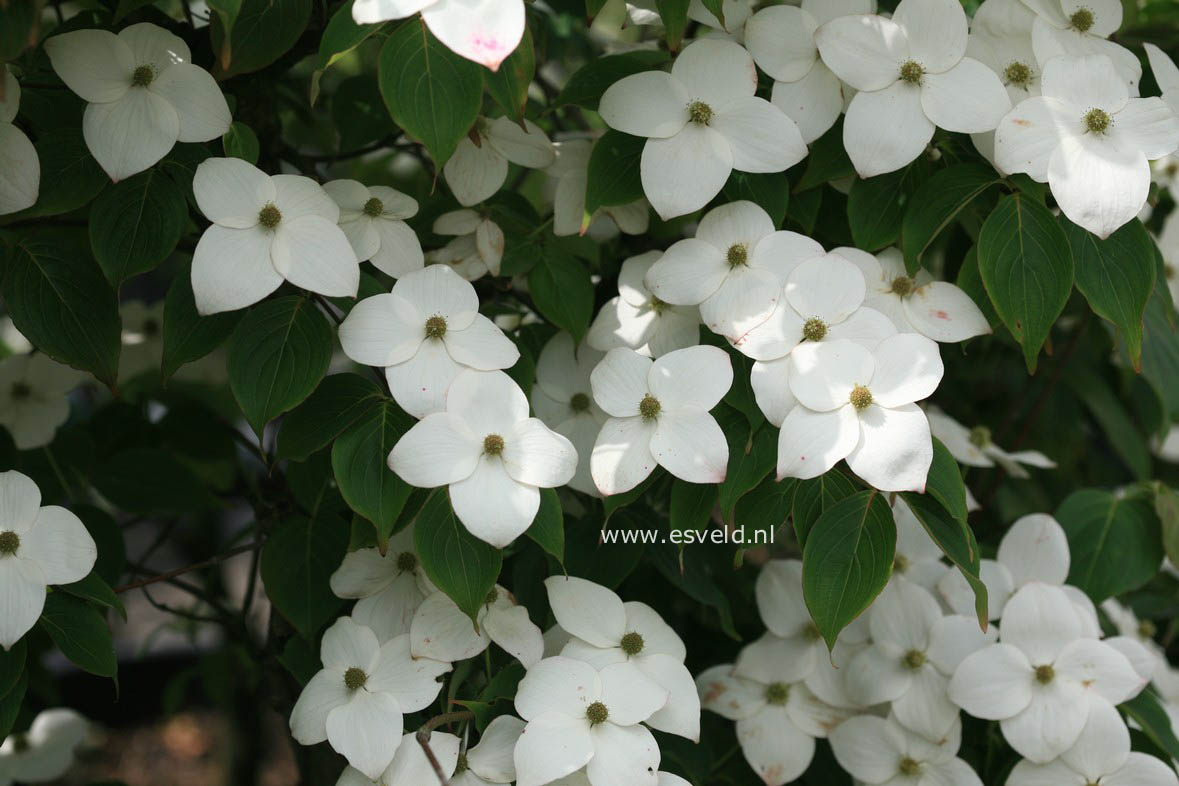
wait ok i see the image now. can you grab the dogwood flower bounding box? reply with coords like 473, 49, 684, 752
949, 583, 1144, 762
587, 252, 699, 359
390, 370, 576, 547
450, 715, 525, 786
190, 158, 359, 314
1146, 43, 1179, 117
410, 584, 543, 667
891, 498, 952, 589
1159, 206, 1179, 308
746, 560, 828, 684
0, 354, 85, 451
547, 140, 649, 239
530, 332, 607, 496
351, 0, 524, 71
777, 334, 943, 492
548, 770, 690, 786
546, 575, 700, 741
968, 3, 1040, 104
289, 618, 450, 779
0, 708, 88, 785
590, 345, 732, 495
44, 23, 230, 181
338, 265, 518, 417
937, 558, 1015, 621
323, 180, 423, 278
1019, 0, 1141, 89
645, 200, 826, 341
0, 471, 97, 649
928, 408, 1054, 478
1101, 598, 1165, 683
598, 39, 806, 219
329, 526, 434, 643
427, 210, 504, 281
444, 117, 554, 206
830, 715, 980, 786
995, 54, 1179, 238
0, 68, 38, 215
513, 656, 668, 786
335, 731, 460, 786
814, 0, 1011, 177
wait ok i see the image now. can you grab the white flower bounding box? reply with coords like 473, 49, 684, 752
450, 714, 525, 786
937, 557, 1015, 621
777, 334, 943, 492
427, 210, 505, 281
994, 54, 1179, 238
928, 407, 1055, 478
323, 180, 423, 278
44, 23, 230, 181
410, 584, 543, 667
949, 583, 1144, 762
586, 252, 699, 359
589, 345, 732, 495
745, 560, 828, 684
967, 7, 1041, 104
0, 471, 97, 649
1146, 43, 1179, 118
830, 714, 980, 786
0, 708, 88, 785
444, 117, 555, 206
598, 39, 806, 219
644, 200, 826, 341
530, 332, 608, 496
547, 140, 649, 239
0, 354, 85, 451
1101, 598, 1165, 684
688, 0, 754, 38
513, 656, 668, 786
892, 497, 951, 589
1159, 194, 1179, 307
289, 617, 450, 779
329, 526, 434, 643
334, 731, 460, 786
351, 0, 524, 70
338, 265, 519, 417
0, 67, 38, 215
546, 575, 700, 741
1019, 0, 1141, 90
389, 370, 576, 547
190, 157, 359, 314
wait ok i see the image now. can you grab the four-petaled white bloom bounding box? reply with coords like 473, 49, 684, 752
450, 714, 526, 786
815, 0, 1011, 177
45, 23, 230, 181
410, 584, 543, 667
587, 252, 700, 359
0, 708, 89, 785
1019, 0, 1141, 89
390, 369, 576, 547
324, 180, 424, 278
598, 39, 806, 219
444, 117, 555, 207
0, 471, 97, 650
928, 407, 1055, 478
830, 715, 981, 786
530, 332, 608, 496
191, 157, 359, 314
995, 54, 1179, 238
338, 265, 519, 417
329, 525, 434, 643
0, 67, 38, 215
427, 210, 505, 281
351, 0, 525, 71
590, 345, 732, 495
335, 731, 460, 786
547, 140, 649, 239
0, 354, 85, 451
289, 617, 450, 779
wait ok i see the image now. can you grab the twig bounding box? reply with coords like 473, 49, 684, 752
417, 711, 475, 785
115, 541, 262, 593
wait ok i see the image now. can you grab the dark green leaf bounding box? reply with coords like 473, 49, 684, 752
848, 164, 926, 252
924, 437, 968, 524
528, 249, 593, 343
1057, 487, 1163, 603
1123, 690, 1179, 762
332, 400, 415, 548
716, 424, 776, 520
722, 172, 789, 228
333, 75, 394, 152
527, 488, 565, 566
89, 170, 187, 287
415, 491, 502, 622
901, 164, 1001, 274
277, 373, 385, 461
486, 29, 535, 120
791, 470, 858, 547
1066, 367, 1151, 480
0, 0, 37, 61
650, 543, 739, 639
900, 492, 988, 627
10, 128, 106, 218
91, 447, 217, 513
221, 121, 260, 164
794, 120, 853, 192
656, 0, 690, 48
311, 0, 383, 103
261, 515, 349, 639
555, 50, 669, 110
161, 261, 242, 382
1155, 483, 1179, 571
670, 480, 719, 536
38, 593, 117, 677
734, 477, 795, 544
60, 572, 126, 620
602, 470, 662, 522
210, 0, 311, 78
585, 130, 646, 213
0, 640, 26, 701
0, 672, 26, 740
1134, 275, 1179, 421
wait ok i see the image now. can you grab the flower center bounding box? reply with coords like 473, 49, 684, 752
639, 394, 661, 421
1035, 664, 1055, 684
1167, 162, 1179, 177
894, 553, 910, 573
344, 667, 368, 691
764, 682, 790, 705
1140, 620, 1158, 639
258, 202, 282, 229
485, 587, 499, 605
727, 243, 748, 268
1070, 7, 1094, 32
968, 425, 992, 449
1004, 61, 1033, 88
903, 649, 927, 670
10, 734, 29, 753
620, 631, 645, 656
899, 60, 924, 85
10, 382, 31, 401
688, 100, 713, 125
0, 531, 19, 555
849, 385, 873, 411
650, 297, 670, 315
395, 551, 417, 572
454, 753, 469, 774
131, 64, 155, 86
586, 701, 609, 725
889, 276, 915, 296
424, 315, 447, 339
570, 392, 591, 413
1167, 264, 1177, 280
363, 197, 384, 217
483, 434, 505, 456
802, 318, 827, 342
1084, 108, 1111, 135
899, 757, 922, 777
803, 622, 822, 641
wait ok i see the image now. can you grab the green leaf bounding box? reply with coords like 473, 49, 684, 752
0, 0, 37, 61
75, 504, 126, 584
207, 0, 243, 70
414, 491, 503, 622
8, 128, 106, 219
0, 640, 26, 701
977, 194, 1074, 373
221, 121, 260, 164
585, 130, 646, 213
1066, 367, 1152, 481
670, 480, 719, 536
210, 0, 311, 78
1155, 483, 1179, 571
378, 20, 485, 164
486, 29, 535, 120
89, 170, 188, 287
900, 492, 988, 628
277, 373, 385, 461
956, 245, 1000, 328
1056, 487, 1163, 603
794, 120, 853, 192
311, 0, 384, 104
555, 50, 670, 110
901, 164, 1001, 274
60, 572, 126, 620
848, 162, 929, 252
1135, 275, 1179, 421
1122, 690, 1179, 762
1063, 217, 1155, 369
802, 490, 896, 649
924, 437, 968, 523
656, 0, 691, 49
699, 0, 726, 26
716, 423, 776, 520
261, 515, 349, 639
722, 172, 789, 228
586, 0, 609, 15
38, 593, 117, 678
332, 400, 415, 548
91, 447, 217, 513
650, 542, 739, 639
333, 75, 394, 152
0, 672, 26, 741
160, 263, 243, 382
791, 470, 858, 547
0, 236, 121, 387
527, 488, 565, 566
227, 296, 334, 437
734, 477, 795, 544
528, 249, 593, 343
602, 470, 662, 522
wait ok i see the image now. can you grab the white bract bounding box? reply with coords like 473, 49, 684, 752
1019, 0, 1141, 89
338, 265, 518, 417
329, 525, 434, 643
335, 731, 460, 786
814, 0, 1011, 177
586, 251, 700, 359
0, 471, 97, 650
410, 584, 543, 667
0, 708, 88, 786
288, 618, 450, 779
1146, 43, 1179, 118
450, 714, 525, 786
1159, 204, 1179, 309
351, 0, 525, 71
929, 408, 1055, 478
0, 354, 84, 451
190, 157, 359, 314
598, 39, 806, 219
830, 715, 981, 786
547, 140, 649, 239
0, 67, 38, 215
529, 332, 607, 496
324, 180, 423, 278
427, 210, 505, 281
444, 117, 555, 206
389, 370, 576, 547
746, 560, 828, 685
994, 54, 1179, 238
891, 498, 952, 590
777, 334, 943, 492
589, 345, 732, 495
44, 23, 230, 181
968, 0, 1041, 104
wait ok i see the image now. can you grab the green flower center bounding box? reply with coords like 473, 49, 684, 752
1070, 7, 1094, 32
764, 682, 790, 705
650, 297, 670, 315
727, 243, 748, 268
1004, 61, 1032, 88
620, 631, 645, 656
899, 757, 922, 777
802, 318, 827, 342
483, 434, 505, 456
424, 315, 447, 339
10, 382, 31, 401
899, 60, 924, 85
0, 531, 19, 555
889, 276, 915, 297
132, 64, 155, 86
688, 100, 713, 125
968, 425, 992, 449
10, 734, 29, 753
849, 385, 873, 411
894, 553, 910, 573
803, 622, 822, 641
639, 394, 661, 421
395, 551, 417, 573
363, 197, 384, 217
485, 587, 499, 605
344, 667, 368, 691
1035, 664, 1055, 684
586, 701, 609, 725
1140, 620, 1158, 639
570, 392, 591, 413
454, 753, 468, 774
903, 649, 927, 670
258, 202, 282, 229
1085, 108, 1111, 135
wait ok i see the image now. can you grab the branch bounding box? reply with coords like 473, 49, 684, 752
115, 541, 263, 593
417, 711, 475, 785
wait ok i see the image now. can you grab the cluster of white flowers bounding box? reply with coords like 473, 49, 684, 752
0, 708, 89, 786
